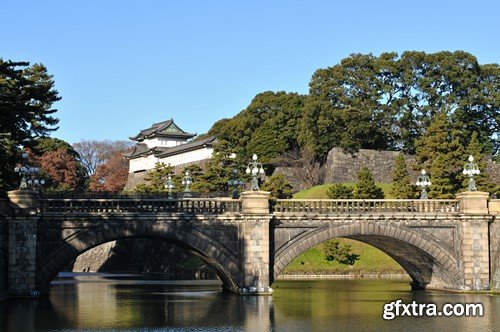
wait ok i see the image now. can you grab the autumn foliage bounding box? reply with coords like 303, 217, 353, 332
89, 151, 129, 192
38, 148, 78, 190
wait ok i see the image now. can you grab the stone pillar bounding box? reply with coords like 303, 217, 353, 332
7, 190, 40, 298
456, 191, 491, 290
489, 199, 500, 291
456, 191, 489, 214
239, 191, 273, 295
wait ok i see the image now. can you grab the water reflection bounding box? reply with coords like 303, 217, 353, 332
0, 275, 498, 331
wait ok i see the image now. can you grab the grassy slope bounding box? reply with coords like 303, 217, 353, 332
293, 182, 394, 199
284, 183, 406, 275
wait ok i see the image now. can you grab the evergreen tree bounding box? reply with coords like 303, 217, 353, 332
390, 154, 415, 198
197, 140, 242, 193
0, 60, 60, 192
415, 110, 465, 195
462, 132, 495, 193
260, 173, 293, 199
323, 239, 360, 265
428, 154, 455, 198
326, 183, 354, 199
134, 163, 173, 193
354, 167, 385, 199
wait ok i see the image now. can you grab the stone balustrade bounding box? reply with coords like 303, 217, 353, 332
273, 199, 461, 214
40, 198, 242, 214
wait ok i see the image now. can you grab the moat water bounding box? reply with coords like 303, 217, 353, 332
1, 273, 499, 331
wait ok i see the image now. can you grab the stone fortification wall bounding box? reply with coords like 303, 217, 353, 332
323, 148, 418, 184
277, 147, 499, 192
72, 239, 215, 278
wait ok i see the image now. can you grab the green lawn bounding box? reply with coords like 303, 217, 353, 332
293, 182, 394, 199
285, 183, 405, 276
283, 238, 406, 275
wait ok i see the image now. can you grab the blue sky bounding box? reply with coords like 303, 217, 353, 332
1, 0, 498, 144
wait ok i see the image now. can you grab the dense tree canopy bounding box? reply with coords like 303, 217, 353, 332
0, 60, 60, 192
300, 51, 499, 160
206, 91, 306, 165
206, 51, 498, 168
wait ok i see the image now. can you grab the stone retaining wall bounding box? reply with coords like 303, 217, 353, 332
277, 147, 499, 192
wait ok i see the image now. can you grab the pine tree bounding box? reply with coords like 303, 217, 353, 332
415, 110, 465, 196
260, 173, 294, 199
354, 167, 385, 199
462, 132, 495, 193
134, 163, 173, 193
428, 154, 454, 198
326, 183, 354, 199
390, 154, 415, 198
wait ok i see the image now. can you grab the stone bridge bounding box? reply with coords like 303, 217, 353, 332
0, 190, 499, 299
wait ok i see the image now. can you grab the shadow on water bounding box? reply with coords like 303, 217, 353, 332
1, 275, 499, 331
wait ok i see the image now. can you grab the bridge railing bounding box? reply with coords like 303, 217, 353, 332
40, 198, 242, 214
273, 199, 460, 214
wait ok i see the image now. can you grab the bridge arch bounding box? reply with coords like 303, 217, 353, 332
273, 222, 462, 290
37, 221, 243, 295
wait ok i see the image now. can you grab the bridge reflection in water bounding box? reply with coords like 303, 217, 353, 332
0, 277, 498, 331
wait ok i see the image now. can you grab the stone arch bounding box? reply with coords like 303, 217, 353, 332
37, 223, 242, 295
273, 222, 462, 290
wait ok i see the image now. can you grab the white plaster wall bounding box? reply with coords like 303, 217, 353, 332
129, 154, 159, 172
128, 147, 213, 172
143, 137, 187, 148
159, 147, 213, 166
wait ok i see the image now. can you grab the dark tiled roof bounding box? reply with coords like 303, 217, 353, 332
123, 143, 167, 159
155, 136, 217, 158
124, 136, 217, 160
129, 119, 196, 141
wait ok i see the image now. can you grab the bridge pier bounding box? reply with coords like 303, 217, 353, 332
5, 190, 40, 298
239, 191, 273, 295
489, 199, 500, 291
456, 192, 491, 291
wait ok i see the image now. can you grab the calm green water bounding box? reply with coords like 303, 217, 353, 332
1, 274, 499, 331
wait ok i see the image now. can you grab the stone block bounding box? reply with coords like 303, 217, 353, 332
456, 192, 489, 214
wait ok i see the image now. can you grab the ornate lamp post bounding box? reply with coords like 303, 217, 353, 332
182, 170, 192, 197
227, 169, 245, 199
164, 174, 175, 199
462, 155, 480, 191
416, 169, 431, 200
245, 154, 264, 191
14, 152, 45, 191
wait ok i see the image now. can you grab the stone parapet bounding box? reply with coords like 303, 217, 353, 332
456, 191, 489, 214
241, 191, 271, 215
7, 190, 39, 214
489, 199, 500, 215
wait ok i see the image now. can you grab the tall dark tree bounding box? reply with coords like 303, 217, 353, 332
390, 154, 415, 199
415, 111, 465, 195
462, 132, 495, 193
0, 60, 60, 192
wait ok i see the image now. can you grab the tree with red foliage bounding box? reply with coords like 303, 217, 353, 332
89, 151, 129, 192
38, 148, 78, 190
